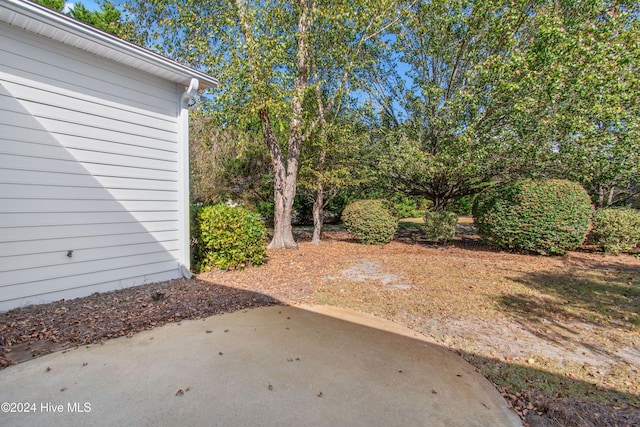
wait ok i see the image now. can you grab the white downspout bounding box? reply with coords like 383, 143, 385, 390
177, 78, 199, 279
182, 78, 199, 104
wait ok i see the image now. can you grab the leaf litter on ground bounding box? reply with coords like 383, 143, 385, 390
1, 226, 638, 427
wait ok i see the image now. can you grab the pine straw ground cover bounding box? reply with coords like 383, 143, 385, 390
1, 221, 639, 427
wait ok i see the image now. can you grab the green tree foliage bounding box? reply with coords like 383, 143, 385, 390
189, 110, 273, 207
33, 0, 140, 42
368, 0, 638, 212
297, 109, 374, 242
370, 0, 547, 212
189, 111, 241, 204
128, 0, 400, 248
192, 204, 267, 271
528, 0, 640, 207
472, 179, 593, 255
35, 0, 65, 11
68, 1, 139, 41
342, 199, 398, 245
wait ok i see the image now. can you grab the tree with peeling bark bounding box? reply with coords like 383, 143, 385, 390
128, 0, 400, 248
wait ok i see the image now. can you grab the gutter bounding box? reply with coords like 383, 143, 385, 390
0, 0, 218, 88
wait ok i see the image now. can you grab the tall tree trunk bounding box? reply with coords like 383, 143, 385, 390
235, 0, 297, 248
311, 147, 326, 244
311, 182, 324, 244
238, 0, 313, 249
258, 108, 298, 249
270, 176, 298, 248
267, 0, 312, 249
607, 186, 615, 207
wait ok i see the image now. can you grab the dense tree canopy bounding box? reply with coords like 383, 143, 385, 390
366, 0, 639, 211
533, 0, 640, 207
33, 0, 139, 41
35, 0, 65, 11
367, 0, 549, 211
41, 0, 639, 229
67, 1, 139, 41
128, 0, 401, 247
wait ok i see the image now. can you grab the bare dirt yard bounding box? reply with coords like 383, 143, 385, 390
1, 221, 639, 427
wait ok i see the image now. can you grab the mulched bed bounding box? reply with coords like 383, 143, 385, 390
0, 278, 279, 368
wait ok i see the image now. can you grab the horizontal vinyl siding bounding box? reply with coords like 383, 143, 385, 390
0, 110, 178, 154
0, 184, 178, 201
0, 153, 176, 181
0, 23, 185, 310
1, 223, 179, 264
1, 230, 180, 257
2, 261, 180, 308
0, 24, 177, 114
0, 168, 178, 191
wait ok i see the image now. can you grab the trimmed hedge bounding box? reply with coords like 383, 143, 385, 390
342, 199, 398, 245
192, 204, 267, 271
472, 180, 593, 255
423, 211, 458, 242
589, 208, 640, 254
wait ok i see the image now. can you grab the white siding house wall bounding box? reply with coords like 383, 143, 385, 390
0, 21, 190, 311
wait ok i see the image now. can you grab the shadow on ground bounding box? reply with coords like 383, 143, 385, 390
2, 265, 639, 426
458, 350, 640, 427
501, 269, 640, 330
1, 298, 522, 427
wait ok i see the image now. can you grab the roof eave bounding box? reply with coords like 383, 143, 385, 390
0, 0, 218, 89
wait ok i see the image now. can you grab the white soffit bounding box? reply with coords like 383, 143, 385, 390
0, 0, 218, 89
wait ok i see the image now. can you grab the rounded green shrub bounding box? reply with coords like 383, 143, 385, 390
472, 179, 593, 255
589, 208, 640, 254
192, 204, 267, 271
342, 199, 398, 245
423, 211, 458, 242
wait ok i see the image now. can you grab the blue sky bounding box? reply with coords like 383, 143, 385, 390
63, 0, 124, 12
